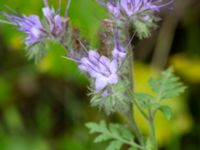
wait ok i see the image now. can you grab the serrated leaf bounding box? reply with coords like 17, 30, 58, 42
94, 134, 112, 143
119, 126, 134, 141
158, 105, 173, 120
109, 124, 120, 137
106, 140, 123, 150
86, 121, 137, 149
134, 93, 155, 108
85, 120, 107, 134
149, 68, 186, 101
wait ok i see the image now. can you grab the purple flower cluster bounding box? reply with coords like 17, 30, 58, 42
112, 38, 126, 61
72, 33, 128, 96
78, 50, 118, 93
42, 7, 68, 38
101, 0, 172, 17
2, 13, 46, 46
0, 0, 127, 96
0, 1, 68, 46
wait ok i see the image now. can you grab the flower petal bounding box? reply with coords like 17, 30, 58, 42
110, 60, 118, 73
99, 56, 111, 67
88, 50, 100, 59
88, 50, 100, 64
95, 77, 108, 91
87, 67, 101, 78
108, 74, 118, 84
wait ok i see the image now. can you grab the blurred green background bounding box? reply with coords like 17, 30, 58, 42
0, 0, 199, 150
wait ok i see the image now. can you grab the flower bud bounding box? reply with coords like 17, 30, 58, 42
42, 7, 68, 38
106, 0, 121, 17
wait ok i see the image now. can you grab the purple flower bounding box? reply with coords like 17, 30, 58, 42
142, 0, 173, 12
2, 13, 46, 46
120, 0, 142, 16
79, 50, 118, 92
112, 38, 126, 61
42, 7, 67, 37
106, 0, 121, 17
120, 0, 173, 17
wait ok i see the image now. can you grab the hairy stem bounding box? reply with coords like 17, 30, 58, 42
125, 47, 144, 148
127, 106, 144, 147
148, 109, 157, 150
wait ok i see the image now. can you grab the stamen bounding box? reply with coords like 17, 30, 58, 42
126, 32, 136, 49
42, 0, 49, 7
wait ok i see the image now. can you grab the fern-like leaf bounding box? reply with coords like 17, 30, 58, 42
149, 68, 186, 101
134, 93, 156, 109
158, 105, 173, 120
106, 140, 123, 150
86, 121, 140, 150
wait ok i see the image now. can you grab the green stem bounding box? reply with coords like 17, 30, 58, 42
125, 48, 144, 149
128, 90, 148, 120
148, 109, 157, 150
127, 106, 144, 147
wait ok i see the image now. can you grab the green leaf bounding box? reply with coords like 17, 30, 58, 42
134, 93, 155, 109
149, 68, 186, 101
106, 140, 123, 150
94, 134, 112, 143
85, 121, 107, 134
129, 147, 137, 150
119, 126, 134, 141
109, 124, 120, 137
158, 105, 173, 120
86, 121, 137, 149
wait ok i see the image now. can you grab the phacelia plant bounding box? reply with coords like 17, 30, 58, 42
0, 0, 185, 150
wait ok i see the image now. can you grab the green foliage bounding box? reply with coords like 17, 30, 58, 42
86, 120, 140, 150
131, 12, 158, 39
158, 105, 172, 120
134, 93, 156, 109
26, 42, 48, 62
129, 147, 137, 150
149, 68, 186, 101
90, 81, 131, 115
134, 68, 186, 120
133, 20, 151, 39
146, 138, 153, 150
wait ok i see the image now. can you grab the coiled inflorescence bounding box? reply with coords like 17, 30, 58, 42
0, 0, 172, 113
101, 0, 173, 17
0, 1, 69, 47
